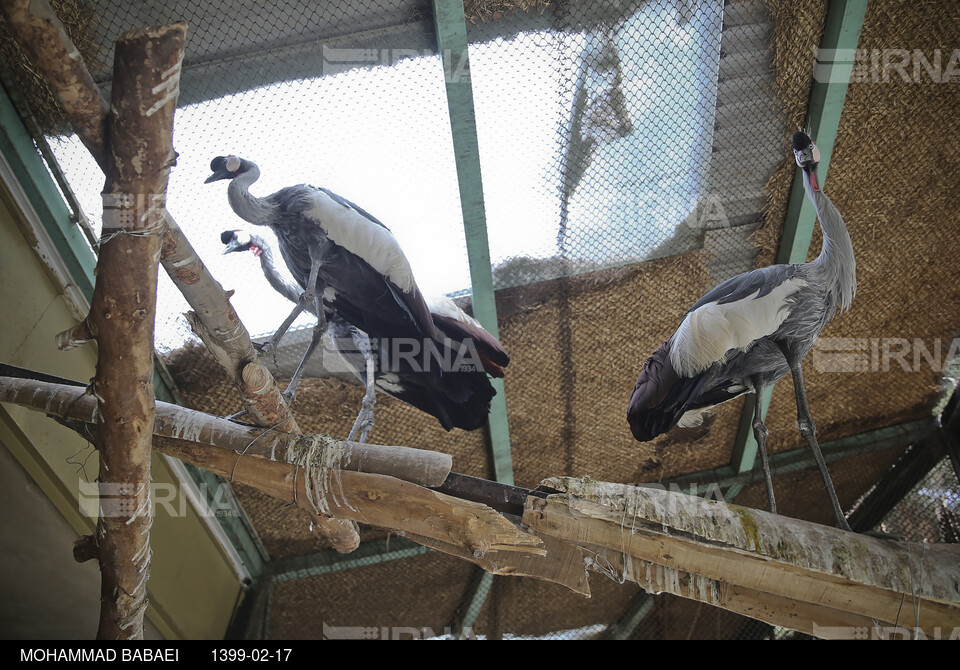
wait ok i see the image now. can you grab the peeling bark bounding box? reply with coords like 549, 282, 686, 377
0, 0, 110, 171
6, 0, 358, 552
0, 377, 452, 487
80, 22, 186, 640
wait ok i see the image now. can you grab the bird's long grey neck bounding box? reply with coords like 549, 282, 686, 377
227, 164, 274, 226
249, 235, 303, 307
802, 169, 856, 311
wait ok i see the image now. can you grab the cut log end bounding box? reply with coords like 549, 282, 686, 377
73, 533, 99, 563
311, 516, 361, 554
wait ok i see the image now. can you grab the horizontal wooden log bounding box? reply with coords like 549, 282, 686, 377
0, 374, 539, 558
525, 477, 960, 636
403, 525, 590, 597
0, 376, 451, 487
579, 544, 901, 638
152, 437, 541, 558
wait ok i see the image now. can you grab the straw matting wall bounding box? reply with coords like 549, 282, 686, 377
0, 0, 103, 135
160, 0, 960, 639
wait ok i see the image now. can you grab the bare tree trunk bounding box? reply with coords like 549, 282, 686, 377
5, 0, 359, 553
0, 0, 110, 171
82, 23, 186, 641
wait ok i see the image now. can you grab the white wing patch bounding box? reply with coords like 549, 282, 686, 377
305, 191, 416, 293
677, 410, 705, 428
670, 277, 807, 377
426, 295, 483, 328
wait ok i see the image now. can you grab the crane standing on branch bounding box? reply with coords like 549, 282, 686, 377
207, 157, 509, 434
628, 131, 857, 533
221, 229, 378, 442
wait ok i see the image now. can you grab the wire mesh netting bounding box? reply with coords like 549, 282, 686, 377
40, 0, 780, 362
4, 0, 959, 642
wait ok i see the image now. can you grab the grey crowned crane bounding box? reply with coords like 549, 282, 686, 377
207, 156, 510, 434
221, 229, 378, 442
627, 131, 857, 533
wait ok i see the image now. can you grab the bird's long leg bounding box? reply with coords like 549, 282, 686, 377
282, 297, 326, 403
751, 378, 776, 515
282, 255, 326, 402
779, 347, 853, 532
346, 330, 377, 444
258, 299, 309, 367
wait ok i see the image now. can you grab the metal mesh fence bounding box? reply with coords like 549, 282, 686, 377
45, 0, 781, 360
12, 0, 958, 642
881, 457, 960, 544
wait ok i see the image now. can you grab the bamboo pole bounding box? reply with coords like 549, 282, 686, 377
3, 0, 359, 550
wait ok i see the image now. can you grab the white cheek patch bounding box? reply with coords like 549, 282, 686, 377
794, 141, 821, 167
225, 155, 241, 172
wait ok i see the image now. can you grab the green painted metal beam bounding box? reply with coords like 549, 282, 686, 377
776, 0, 870, 267
431, 2, 513, 633
730, 0, 869, 474
686, 417, 936, 497
269, 537, 430, 582
432, 0, 514, 487
0, 84, 96, 302
607, 594, 654, 640
0, 82, 268, 581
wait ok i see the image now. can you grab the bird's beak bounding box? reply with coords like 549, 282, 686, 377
793, 141, 821, 191
222, 240, 243, 255
205, 168, 231, 184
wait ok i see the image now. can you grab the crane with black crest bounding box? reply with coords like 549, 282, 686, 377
207, 156, 509, 437
627, 132, 859, 533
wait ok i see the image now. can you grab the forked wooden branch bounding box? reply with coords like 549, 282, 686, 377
4, 0, 358, 550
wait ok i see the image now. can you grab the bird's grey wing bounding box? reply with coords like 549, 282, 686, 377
689, 264, 798, 312
315, 187, 391, 231
671, 264, 805, 377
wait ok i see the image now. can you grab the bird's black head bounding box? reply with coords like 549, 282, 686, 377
221, 229, 255, 255
792, 131, 821, 171
205, 155, 245, 183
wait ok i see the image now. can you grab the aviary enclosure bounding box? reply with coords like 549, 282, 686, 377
0, 0, 959, 641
